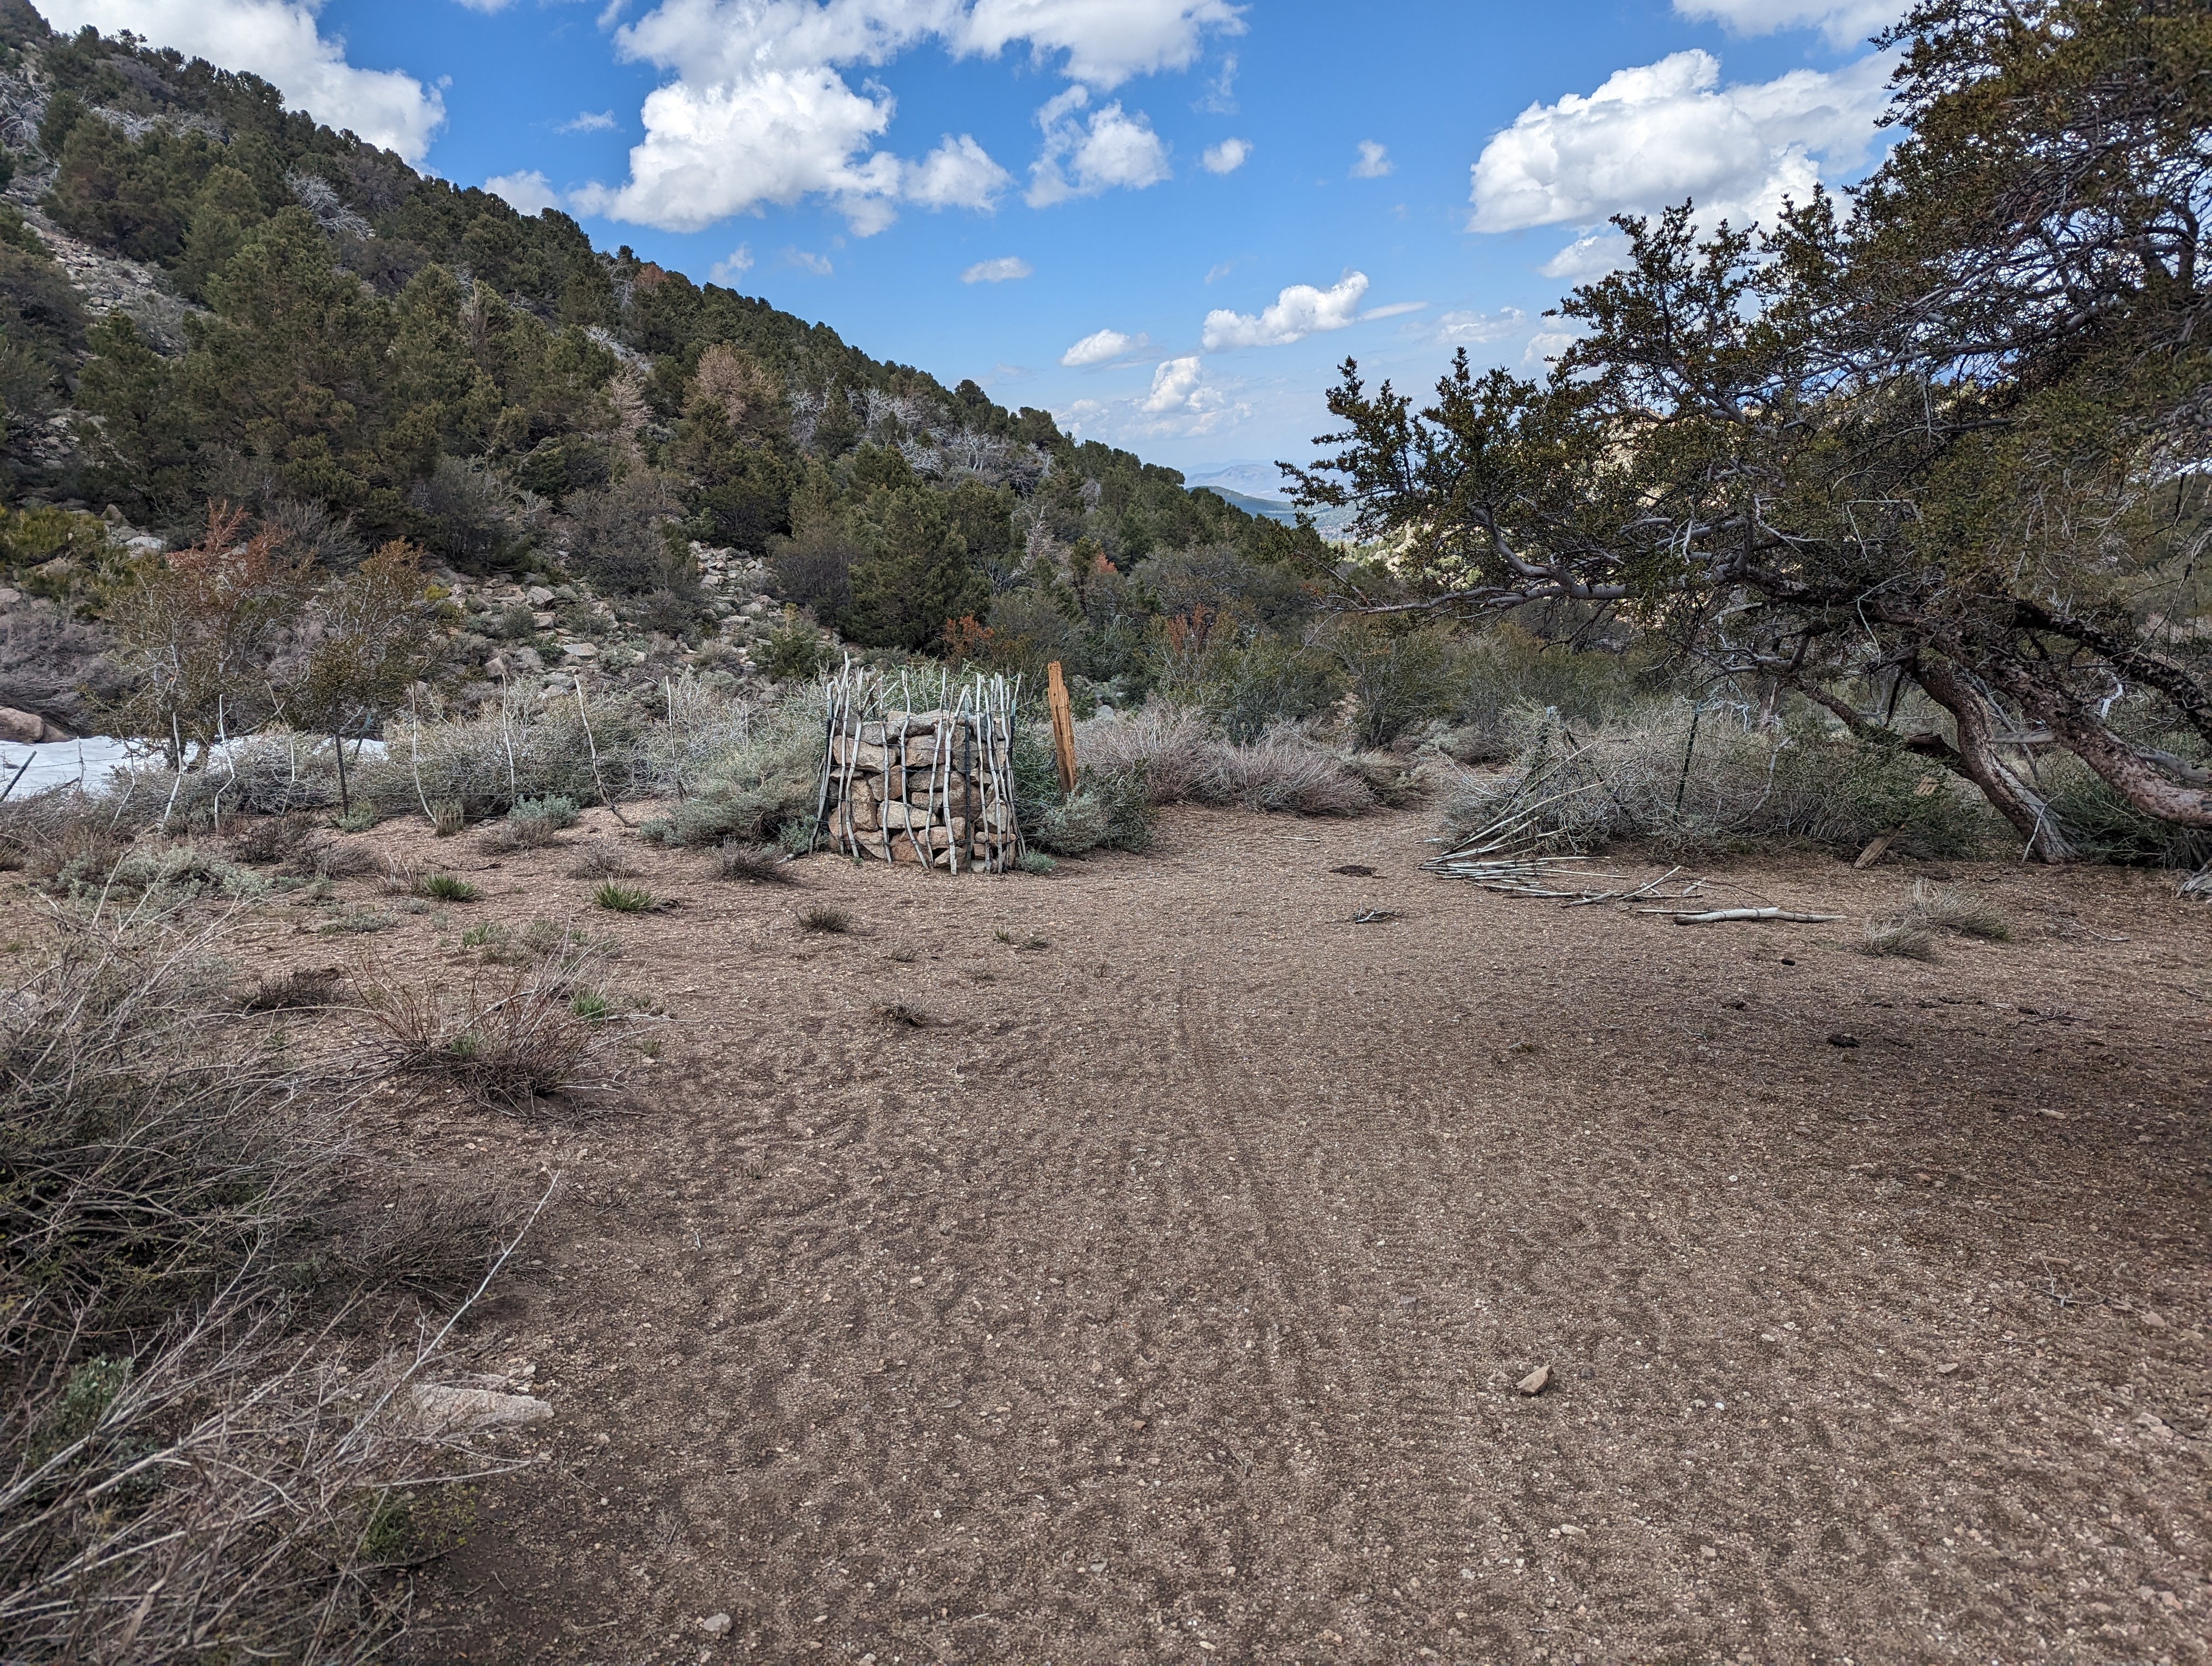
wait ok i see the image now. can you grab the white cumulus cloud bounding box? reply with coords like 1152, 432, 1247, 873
1469, 48, 1892, 238
485, 169, 562, 215
1523, 329, 1581, 366
1059, 355, 1251, 443
1142, 355, 1205, 412
963, 255, 1033, 283
1062, 328, 1149, 366
1432, 306, 1526, 344
1351, 139, 1392, 178
39, 0, 446, 161
710, 244, 754, 283
1028, 88, 1172, 207
561, 110, 618, 133
1201, 137, 1250, 175
959, 0, 1245, 89
784, 247, 834, 275
1674, 0, 1904, 47
1201, 272, 1369, 351
576, 0, 1232, 233
1539, 230, 1632, 279
906, 133, 1013, 209
573, 62, 903, 233
1129, 355, 1245, 434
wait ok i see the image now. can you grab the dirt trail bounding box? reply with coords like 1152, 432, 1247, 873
362, 807, 2209, 1665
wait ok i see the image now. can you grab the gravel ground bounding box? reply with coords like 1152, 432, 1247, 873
266, 804, 2208, 1666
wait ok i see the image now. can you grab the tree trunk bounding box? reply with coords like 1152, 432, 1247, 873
1915, 659, 2076, 862
333, 731, 351, 815
1979, 663, 2212, 829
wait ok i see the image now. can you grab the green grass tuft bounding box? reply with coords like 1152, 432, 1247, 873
592, 882, 654, 913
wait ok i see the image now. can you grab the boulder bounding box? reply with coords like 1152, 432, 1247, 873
882, 802, 949, 831
0, 707, 61, 744
409, 1382, 554, 1434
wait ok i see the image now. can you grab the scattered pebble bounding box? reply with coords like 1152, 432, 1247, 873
700, 1613, 732, 1636
1519, 1363, 1552, 1396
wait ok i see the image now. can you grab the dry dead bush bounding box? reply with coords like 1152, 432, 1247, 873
323, 1170, 526, 1294
352, 947, 636, 1115
477, 817, 559, 855
16, 819, 128, 891
566, 842, 641, 880
1344, 751, 1424, 808
1076, 708, 1377, 817
1199, 728, 1378, 816
227, 812, 318, 867
1862, 881, 2014, 958
1861, 916, 1938, 959
238, 964, 345, 1011
799, 902, 854, 934
292, 837, 377, 880
714, 843, 797, 884
1909, 881, 2012, 940
0, 912, 526, 1663
1077, 706, 1216, 804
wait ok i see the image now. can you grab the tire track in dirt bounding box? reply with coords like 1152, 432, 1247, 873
389, 808, 2211, 1666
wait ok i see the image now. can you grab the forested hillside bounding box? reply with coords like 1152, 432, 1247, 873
0, 0, 1328, 725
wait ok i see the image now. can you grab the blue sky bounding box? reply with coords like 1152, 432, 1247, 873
43, 0, 1905, 486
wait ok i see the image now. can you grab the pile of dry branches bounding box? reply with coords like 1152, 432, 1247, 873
1438, 701, 1986, 858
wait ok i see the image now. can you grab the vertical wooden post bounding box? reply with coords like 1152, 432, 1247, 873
1045, 661, 1077, 794
961, 715, 976, 869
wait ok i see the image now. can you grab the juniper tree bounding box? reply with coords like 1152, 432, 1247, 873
1291, 0, 2211, 858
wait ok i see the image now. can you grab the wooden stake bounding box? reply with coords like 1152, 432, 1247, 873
961, 704, 976, 870
808, 669, 839, 854
1045, 661, 1077, 794
1853, 830, 1900, 869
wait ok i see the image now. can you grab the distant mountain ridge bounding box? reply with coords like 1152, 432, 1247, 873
1189, 463, 1362, 542
1188, 461, 1295, 504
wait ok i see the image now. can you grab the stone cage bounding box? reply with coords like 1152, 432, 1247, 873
808, 665, 1023, 872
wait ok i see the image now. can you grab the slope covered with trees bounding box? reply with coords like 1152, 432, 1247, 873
0, 0, 1324, 697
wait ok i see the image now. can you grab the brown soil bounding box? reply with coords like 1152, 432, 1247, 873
250, 809, 2211, 1663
